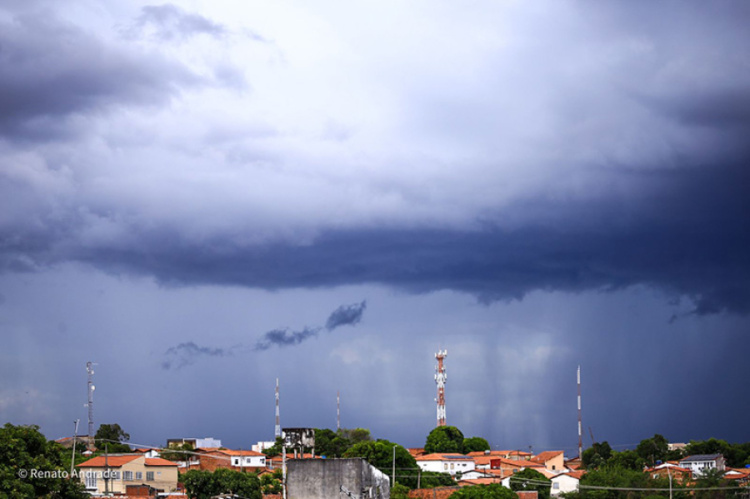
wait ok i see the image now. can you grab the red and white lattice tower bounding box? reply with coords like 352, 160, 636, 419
434, 350, 447, 427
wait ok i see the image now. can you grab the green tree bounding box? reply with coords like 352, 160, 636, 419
463, 437, 491, 453
424, 426, 465, 454
260, 468, 283, 494
343, 439, 452, 489
94, 423, 131, 453
580, 465, 676, 499
582, 441, 612, 470
391, 482, 411, 499
262, 436, 285, 458
338, 428, 372, 444
161, 442, 194, 461
451, 483, 518, 499
606, 449, 645, 471
182, 468, 261, 499
510, 467, 551, 499
0, 423, 88, 498
636, 434, 669, 467
314, 428, 352, 457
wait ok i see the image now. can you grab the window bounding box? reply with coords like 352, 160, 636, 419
146, 471, 155, 481
246, 457, 252, 464
110, 471, 120, 480
553, 483, 559, 490
450, 463, 455, 470
84, 471, 97, 489
444, 463, 448, 470
233, 458, 240, 466
136, 472, 143, 480
123, 471, 133, 481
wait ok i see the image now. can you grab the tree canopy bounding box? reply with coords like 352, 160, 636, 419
343, 439, 452, 489
451, 483, 518, 499
94, 423, 131, 453
0, 423, 88, 498
509, 467, 551, 499
181, 468, 261, 499
424, 426, 465, 454
463, 437, 491, 454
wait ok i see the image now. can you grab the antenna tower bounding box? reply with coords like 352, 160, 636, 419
337, 390, 341, 431
577, 365, 583, 458
434, 349, 447, 427
86, 362, 97, 438
275, 378, 281, 438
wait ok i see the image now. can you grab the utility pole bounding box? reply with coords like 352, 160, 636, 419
70, 419, 80, 476
392, 445, 396, 487
337, 390, 340, 432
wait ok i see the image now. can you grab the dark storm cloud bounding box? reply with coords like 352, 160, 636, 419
128, 4, 227, 41
51, 161, 747, 318
326, 301, 367, 331
161, 341, 230, 370
0, 12, 199, 140
253, 327, 321, 351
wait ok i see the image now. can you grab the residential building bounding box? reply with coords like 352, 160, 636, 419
530, 451, 565, 472
193, 448, 267, 471
166, 437, 221, 449
77, 454, 179, 495
550, 470, 585, 496
679, 454, 727, 477
416, 453, 476, 476
646, 463, 692, 484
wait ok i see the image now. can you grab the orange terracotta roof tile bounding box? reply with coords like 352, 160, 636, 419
531, 451, 563, 463
145, 458, 178, 467
77, 455, 142, 468
416, 453, 473, 462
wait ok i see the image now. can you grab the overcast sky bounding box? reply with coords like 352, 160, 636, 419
1, 0, 749, 455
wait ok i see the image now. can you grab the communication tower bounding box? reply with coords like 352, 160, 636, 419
434, 350, 447, 427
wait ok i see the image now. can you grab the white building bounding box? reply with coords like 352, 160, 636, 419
416, 453, 476, 476
679, 454, 726, 477
550, 471, 584, 496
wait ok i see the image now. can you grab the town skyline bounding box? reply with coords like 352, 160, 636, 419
1, 0, 749, 455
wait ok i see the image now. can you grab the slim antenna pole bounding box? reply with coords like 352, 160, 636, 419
86, 362, 97, 441
578, 365, 583, 458
337, 390, 340, 431
275, 378, 281, 439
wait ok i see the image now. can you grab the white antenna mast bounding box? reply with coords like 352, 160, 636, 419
85, 362, 98, 439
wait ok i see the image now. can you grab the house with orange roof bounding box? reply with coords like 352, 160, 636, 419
416, 453, 476, 476
489, 457, 545, 474
77, 454, 179, 495
530, 451, 565, 472
724, 468, 750, 486
193, 447, 267, 471
646, 463, 692, 484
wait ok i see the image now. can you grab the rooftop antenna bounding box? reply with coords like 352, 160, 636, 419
85, 362, 97, 440
275, 378, 281, 439
434, 349, 447, 427
578, 365, 583, 458
337, 390, 341, 431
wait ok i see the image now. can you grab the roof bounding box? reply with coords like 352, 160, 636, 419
145, 458, 178, 467
77, 455, 142, 468
416, 453, 473, 462
680, 454, 724, 462
459, 478, 505, 486
491, 457, 544, 469
531, 451, 564, 464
